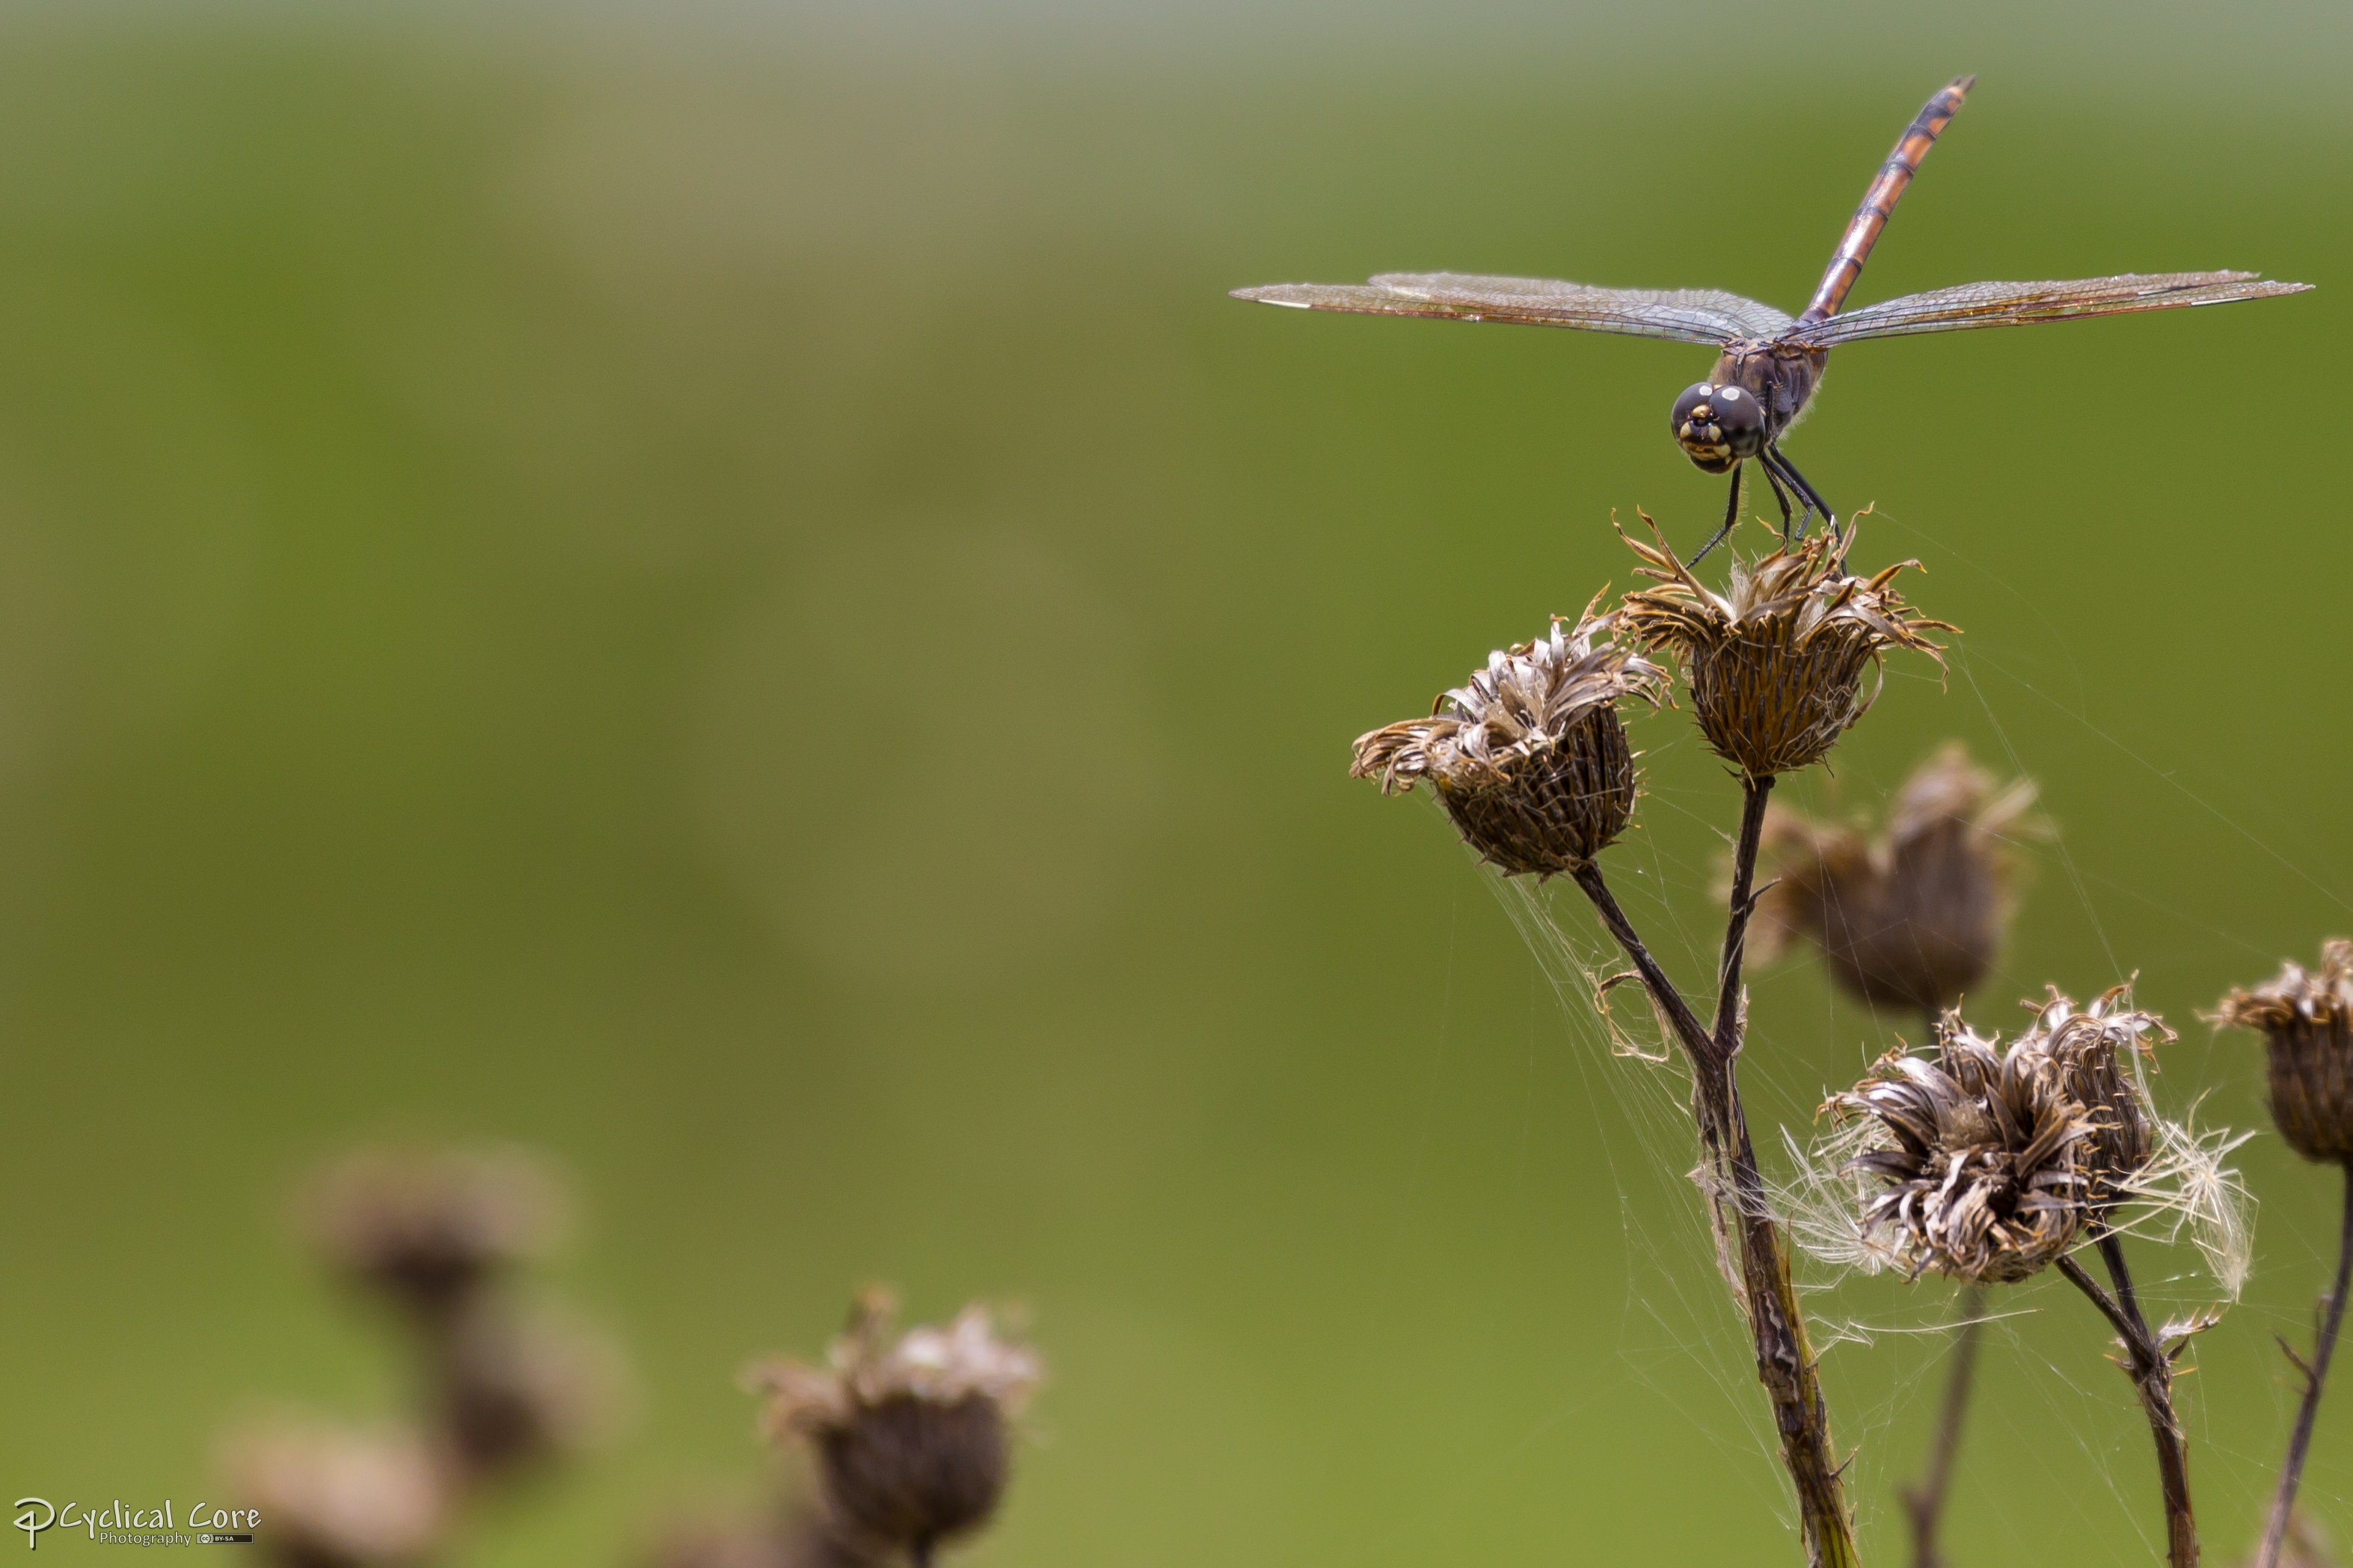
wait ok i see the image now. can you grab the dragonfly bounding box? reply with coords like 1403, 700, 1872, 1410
1233, 74, 2311, 564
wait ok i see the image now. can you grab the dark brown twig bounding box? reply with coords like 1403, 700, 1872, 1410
2060, 1241, 2197, 1568
1571, 791, 1858, 1568
1568, 864, 1717, 1063
2257, 1161, 2353, 1568
1713, 775, 1776, 1053
1900, 1283, 1984, 1568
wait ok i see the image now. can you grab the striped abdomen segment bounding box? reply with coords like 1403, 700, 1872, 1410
1799, 74, 1975, 325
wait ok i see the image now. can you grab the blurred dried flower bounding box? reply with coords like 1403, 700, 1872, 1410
1616, 514, 1950, 778
2012, 986, 2171, 1220
434, 1300, 628, 1484
222, 1418, 449, 1568
746, 1290, 1040, 1567
1351, 603, 1666, 876
1755, 743, 2042, 1013
2213, 941, 2353, 1165
1830, 1024, 2094, 1283
306, 1148, 566, 1321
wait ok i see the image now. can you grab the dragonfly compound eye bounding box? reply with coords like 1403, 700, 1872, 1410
1670, 381, 1764, 473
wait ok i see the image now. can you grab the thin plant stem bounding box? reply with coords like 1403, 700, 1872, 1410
2059, 1241, 2198, 1568
1568, 864, 1715, 1063
2257, 1160, 2353, 1568
1900, 1282, 1984, 1568
1711, 774, 1775, 1052
1569, 774, 1859, 1568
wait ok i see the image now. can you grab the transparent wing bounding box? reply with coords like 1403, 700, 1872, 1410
1232, 271, 1794, 346
1783, 271, 2313, 348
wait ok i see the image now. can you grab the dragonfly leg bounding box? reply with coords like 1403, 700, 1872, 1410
1760, 447, 1814, 540
1767, 446, 1839, 548
1687, 467, 1745, 568
1759, 459, 1797, 539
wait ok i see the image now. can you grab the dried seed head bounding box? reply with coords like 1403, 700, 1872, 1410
221, 1419, 450, 1568
2009, 986, 2171, 1220
1830, 1025, 2094, 1283
435, 1300, 628, 1484
746, 1290, 1042, 1562
1756, 743, 2043, 1012
1350, 603, 1666, 876
2212, 941, 2353, 1164
1616, 514, 1951, 779
305, 1148, 565, 1321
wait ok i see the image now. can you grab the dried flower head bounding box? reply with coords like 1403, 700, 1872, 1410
2212, 941, 2353, 1164
1830, 1025, 2095, 1283
221, 1418, 449, 1568
746, 1290, 1042, 1564
434, 1300, 628, 1484
1351, 602, 1666, 876
1755, 743, 2041, 1013
306, 1148, 565, 1320
1798, 987, 2247, 1293
2010, 986, 2171, 1220
1616, 514, 1951, 778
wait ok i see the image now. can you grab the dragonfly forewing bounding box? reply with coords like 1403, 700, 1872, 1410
1231, 273, 1790, 346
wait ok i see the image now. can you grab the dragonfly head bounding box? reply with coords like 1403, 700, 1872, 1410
1670, 382, 1764, 474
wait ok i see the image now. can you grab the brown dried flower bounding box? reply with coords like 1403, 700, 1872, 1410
306, 1148, 565, 1321
221, 1418, 450, 1568
1616, 514, 1951, 778
1832, 1024, 2095, 1283
2010, 986, 2171, 1221
746, 1290, 1042, 1566
2212, 941, 2353, 1164
1350, 602, 1666, 876
1755, 743, 2042, 1014
433, 1300, 627, 1484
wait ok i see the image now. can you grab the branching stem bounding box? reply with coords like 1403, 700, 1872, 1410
2256, 1160, 2353, 1568
1570, 774, 1857, 1568
1568, 864, 1715, 1063
2060, 1239, 2198, 1568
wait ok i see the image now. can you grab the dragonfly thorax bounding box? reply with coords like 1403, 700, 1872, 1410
1670, 381, 1764, 474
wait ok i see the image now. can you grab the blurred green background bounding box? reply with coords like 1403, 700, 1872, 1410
2, 1, 2349, 1562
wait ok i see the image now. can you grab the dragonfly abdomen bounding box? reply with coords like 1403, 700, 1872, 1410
1800, 74, 1975, 325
